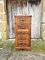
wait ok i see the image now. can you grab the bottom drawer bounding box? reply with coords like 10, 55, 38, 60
16, 42, 31, 47
15, 33, 31, 48
16, 33, 30, 40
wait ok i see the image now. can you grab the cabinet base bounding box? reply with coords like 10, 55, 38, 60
15, 47, 31, 50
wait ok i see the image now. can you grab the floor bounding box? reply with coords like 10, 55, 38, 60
0, 40, 45, 60
0, 49, 45, 60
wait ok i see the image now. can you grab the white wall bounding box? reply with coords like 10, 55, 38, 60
8, 1, 41, 39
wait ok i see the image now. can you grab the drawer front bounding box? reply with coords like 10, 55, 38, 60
15, 29, 31, 34
15, 16, 31, 24
16, 33, 30, 40
15, 22, 31, 29
16, 43, 26, 47
16, 41, 31, 47
15, 16, 31, 30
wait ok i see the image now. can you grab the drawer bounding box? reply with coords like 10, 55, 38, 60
15, 22, 31, 29
15, 33, 31, 41
16, 43, 26, 47
16, 42, 30, 47
17, 40, 26, 43
16, 29, 31, 34
15, 16, 31, 24
16, 42, 29, 46
16, 40, 30, 45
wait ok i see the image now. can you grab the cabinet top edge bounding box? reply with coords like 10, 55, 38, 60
14, 16, 32, 17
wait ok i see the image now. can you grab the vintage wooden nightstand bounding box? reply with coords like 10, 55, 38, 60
15, 16, 31, 50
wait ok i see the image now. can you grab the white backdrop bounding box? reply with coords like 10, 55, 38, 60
8, 1, 41, 39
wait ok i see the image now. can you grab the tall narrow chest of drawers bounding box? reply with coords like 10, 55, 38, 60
15, 16, 31, 50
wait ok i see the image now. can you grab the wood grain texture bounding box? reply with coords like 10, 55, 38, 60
15, 16, 31, 50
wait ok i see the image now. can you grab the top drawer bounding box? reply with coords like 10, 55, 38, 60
15, 16, 31, 24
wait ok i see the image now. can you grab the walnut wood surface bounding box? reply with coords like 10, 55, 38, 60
15, 16, 31, 50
